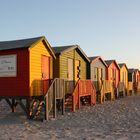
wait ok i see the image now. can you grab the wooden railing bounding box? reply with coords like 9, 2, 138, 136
102, 80, 114, 101
45, 78, 65, 121
93, 81, 101, 92
137, 82, 140, 92
65, 80, 75, 95
118, 82, 125, 97
72, 80, 96, 112
128, 82, 133, 94
93, 81, 104, 103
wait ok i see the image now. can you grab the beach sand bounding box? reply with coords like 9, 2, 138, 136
0, 94, 140, 140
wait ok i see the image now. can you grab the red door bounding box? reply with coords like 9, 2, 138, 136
41, 55, 50, 95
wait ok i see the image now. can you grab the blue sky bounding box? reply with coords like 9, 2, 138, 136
0, 0, 140, 69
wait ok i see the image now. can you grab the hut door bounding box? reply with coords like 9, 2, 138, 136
68, 58, 74, 81
75, 60, 80, 82
99, 68, 103, 88
113, 69, 116, 87
94, 67, 99, 90
41, 55, 50, 95
94, 67, 98, 81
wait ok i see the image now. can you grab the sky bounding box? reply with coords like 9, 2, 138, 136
0, 0, 140, 69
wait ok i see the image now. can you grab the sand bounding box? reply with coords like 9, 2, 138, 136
0, 94, 140, 140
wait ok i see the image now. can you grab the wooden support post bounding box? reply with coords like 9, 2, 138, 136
100, 84, 104, 104
123, 87, 125, 97
78, 84, 80, 110
45, 95, 49, 121
102, 82, 104, 102
72, 95, 75, 112
53, 81, 56, 118
26, 98, 30, 119
62, 80, 65, 115
12, 98, 16, 112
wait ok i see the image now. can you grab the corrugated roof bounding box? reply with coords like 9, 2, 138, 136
52, 45, 90, 62
0, 36, 43, 51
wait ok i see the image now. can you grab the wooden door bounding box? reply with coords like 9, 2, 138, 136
94, 67, 98, 81
112, 69, 116, 87
99, 68, 103, 89
68, 58, 74, 80
75, 60, 80, 82
41, 55, 50, 95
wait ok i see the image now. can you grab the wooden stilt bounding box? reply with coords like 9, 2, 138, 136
11, 98, 16, 112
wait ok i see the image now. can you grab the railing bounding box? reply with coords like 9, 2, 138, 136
72, 81, 79, 112
118, 82, 125, 97
93, 81, 101, 92
72, 80, 96, 112
128, 82, 133, 93
93, 81, 103, 103
103, 80, 114, 101
137, 82, 140, 92
65, 80, 75, 95
45, 78, 65, 121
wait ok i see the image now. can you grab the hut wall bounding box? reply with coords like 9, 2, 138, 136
59, 49, 87, 80
90, 59, 106, 81
0, 49, 29, 96
29, 41, 53, 96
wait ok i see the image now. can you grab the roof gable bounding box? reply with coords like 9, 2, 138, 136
89, 56, 107, 67
118, 63, 128, 71
105, 60, 120, 70
53, 45, 90, 62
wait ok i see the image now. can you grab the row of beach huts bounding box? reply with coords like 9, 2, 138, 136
0, 36, 139, 121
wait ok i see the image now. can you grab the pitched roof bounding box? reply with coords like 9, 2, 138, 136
128, 68, 135, 73
52, 45, 74, 54
105, 60, 115, 66
0, 36, 43, 51
118, 63, 128, 70
88, 56, 98, 61
105, 60, 120, 70
0, 36, 56, 58
89, 56, 107, 67
52, 45, 90, 62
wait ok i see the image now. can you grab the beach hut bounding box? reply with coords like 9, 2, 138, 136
53, 45, 90, 86
53, 45, 96, 111
128, 68, 135, 94
118, 63, 128, 96
128, 69, 135, 83
88, 56, 107, 102
0, 36, 56, 119
105, 60, 120, 99
128, 68, 140, 92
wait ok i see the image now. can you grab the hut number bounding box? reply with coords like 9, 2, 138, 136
0, 55, 17, 77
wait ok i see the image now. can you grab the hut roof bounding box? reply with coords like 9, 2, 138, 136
118, 63, 128, 70
88, 56, 108, 67
53, 45, 90, 62
0, 36, 56, 58
128, 68, 135, 73
105, 60, 120, 70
